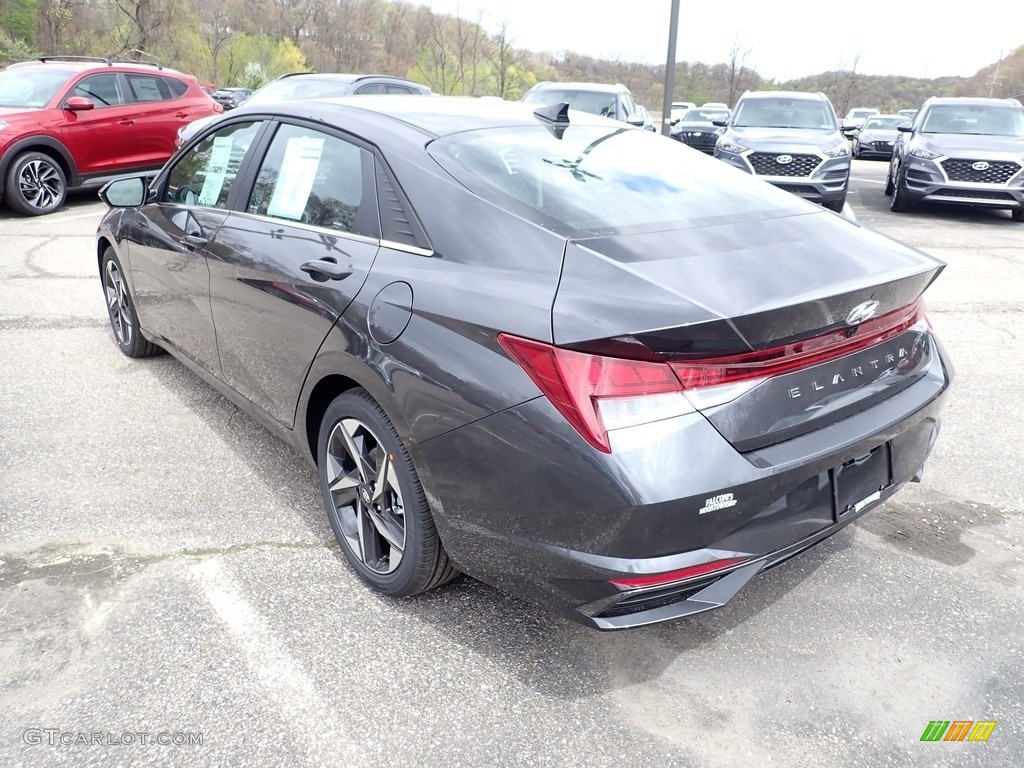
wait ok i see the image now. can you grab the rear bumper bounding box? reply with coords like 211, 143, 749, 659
413, 335, 952, 629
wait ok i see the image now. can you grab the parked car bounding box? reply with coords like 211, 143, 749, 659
851, 114, 905, 159
95, 96, 951, 629
701, 102, 729, 110
843, 107, 880, 129
176, 72, 431, 147
635, 104, 657, 131
521, 81, 647, 127
669, 101, 697, 124
0, 55, 221, 215
670, 107, 730, 153
897, 109, 918, 121
714, 90, 853, 212
887, 96, 1024, 220
211, 87, 253, 110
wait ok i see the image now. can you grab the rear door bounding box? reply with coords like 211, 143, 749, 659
123, 72, 193, 167
207, 120, 381, 427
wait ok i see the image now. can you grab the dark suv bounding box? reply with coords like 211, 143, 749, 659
887, 97, 1024, 221
0, 56, 220, 215
521, 82, 647, 127
176, 72, 432, 147
714, 91, 852, 212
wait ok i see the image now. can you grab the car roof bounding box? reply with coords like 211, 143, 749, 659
6, 56, 188, 77
275, 72, 425, 87
246, 95, 614, 138
739, 90, 828, 101
530, 81, 626, 94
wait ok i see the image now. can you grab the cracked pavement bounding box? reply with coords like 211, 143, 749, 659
1, 168, 1023, 767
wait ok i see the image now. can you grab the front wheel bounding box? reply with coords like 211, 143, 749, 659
884, 165, 894, 196
890, 167, 913, 213
823, 196, 846, 213
1012, 208, 1023, 222
318, 389, 458, 597
5, 152, 67, 216
101, 247, 162, 358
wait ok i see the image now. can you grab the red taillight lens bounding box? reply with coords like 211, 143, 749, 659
669, 300, 925, 389
610, 557, 749, 589
497, 334, 687, 453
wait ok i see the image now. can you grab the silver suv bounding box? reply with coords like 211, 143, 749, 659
714, 91, 852, 212
521, 82, 647, 128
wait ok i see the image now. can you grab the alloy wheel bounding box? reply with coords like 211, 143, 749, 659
325, 418, 406, 574
17, 158, 63, 212
104, 259, 133, 346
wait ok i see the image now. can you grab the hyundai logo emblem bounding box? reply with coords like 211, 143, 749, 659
775, 155, 794, 165
972, 161, 990, 171
846, 300, 880, 326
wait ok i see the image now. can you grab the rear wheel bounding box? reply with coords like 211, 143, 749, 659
5, 151, 67, 216
318, 389, 458, 597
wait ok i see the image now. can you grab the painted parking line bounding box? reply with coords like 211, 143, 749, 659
22, 209, 106, 224
843, 203, 858, 222
851, 178, 887, 184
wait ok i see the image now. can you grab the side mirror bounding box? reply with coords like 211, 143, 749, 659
626, 115, 646, 127
897, 123, 914, 132
712, 119, 728, 127
840, 124, 859, 133
64, 96, 95, 112
99, 176, 147, 208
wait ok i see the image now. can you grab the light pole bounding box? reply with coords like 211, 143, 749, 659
661, 0, 681, 136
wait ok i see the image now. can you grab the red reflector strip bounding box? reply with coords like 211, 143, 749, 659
670, 301, 924, 390
610, 556, 749, 589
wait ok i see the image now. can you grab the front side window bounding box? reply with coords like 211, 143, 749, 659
0, 67, 74, 108
246, 123, 376, 236
431, 124, 809, 238
71, 74, 126, 108
165, 121, 263, 208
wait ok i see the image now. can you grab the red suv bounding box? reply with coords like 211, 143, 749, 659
0, 56, 221, 216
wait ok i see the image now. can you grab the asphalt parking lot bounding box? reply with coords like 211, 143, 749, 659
1, 160, 1021, 767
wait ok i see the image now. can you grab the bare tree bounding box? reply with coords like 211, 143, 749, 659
726, 38, 752, 107
491, 18, 525, 98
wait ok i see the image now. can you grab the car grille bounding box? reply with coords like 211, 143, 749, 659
941, 159, 1021, 184
682, 132, 718, 151
748, 152, 820, 177
871, 141, 894, 152
931, 188, 1015, 200
777, 184, 818, 195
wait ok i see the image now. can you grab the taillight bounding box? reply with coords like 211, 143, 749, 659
610, 556, 749, 589
498, 300, 924, 453
497, 334, 693, 453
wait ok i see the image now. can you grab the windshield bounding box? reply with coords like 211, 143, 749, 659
522, 88, 620, 120
0, 67, 74, 108
680, 108, 729, 123
429, 125, 810, 237
732, 98, 837, 130
247, 77, 355, 105
920, 104, 1024, 136
861, 117, 904, 130
849, 109, 878, 119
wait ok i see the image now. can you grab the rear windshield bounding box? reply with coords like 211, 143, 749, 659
429, 124, 811, 237
732, 98, 837, 130
248, 77, 355, 105
862, 117, 903, 129
920, 104, 1024, 136
0, 67, 74, 108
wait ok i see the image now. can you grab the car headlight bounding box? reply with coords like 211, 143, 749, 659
823, 142, 850, 158
718, 140, 748, 154
909, 147, 942, 160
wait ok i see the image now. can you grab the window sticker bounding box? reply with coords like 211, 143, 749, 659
267, 136, 325, 221
197, 137, 235, 206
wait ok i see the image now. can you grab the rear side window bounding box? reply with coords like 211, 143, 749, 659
355, 83, 383, 94
246, 123, 378, 237
165, 121, 263, 209
164, 77, 188, 98
384, 85, 412, 94
430, 125, 810, 237
126, 75, 168, 103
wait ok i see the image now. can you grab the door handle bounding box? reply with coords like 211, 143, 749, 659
174, 112, 188, 119
119, 119, 135, 126
300, 260, 353, 281
180, 233, 208, 249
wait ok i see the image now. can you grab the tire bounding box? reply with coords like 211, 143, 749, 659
890, 166, 913, 213
4, 151, 67, 216
318, 389, 458, 597
101, 247, 162, 358
884, 165, 894, 196
823, 196, 846, 213
1012, 208, 1023, 222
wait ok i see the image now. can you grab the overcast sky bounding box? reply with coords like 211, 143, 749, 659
421, 0, 1024, 81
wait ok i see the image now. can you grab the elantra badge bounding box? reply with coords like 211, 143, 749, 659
846, 300, 880, 325
972, 161, 990, 171
776, 155, 793, 165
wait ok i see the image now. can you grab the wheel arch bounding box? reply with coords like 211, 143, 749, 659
0, 136, 79, 193
302, 373, 365, 467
